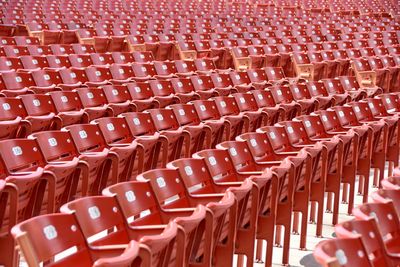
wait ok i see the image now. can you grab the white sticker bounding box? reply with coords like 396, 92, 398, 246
220, 101, 226, 108
305, 121, 311, 127
338, 111, 345, 117
322, 115, 328, 121
119, 68, 124, 74
61, 96, 68, 103
125, 190, 136, 202
95, 71, 101, 77
277, 90, 282, 96
15, 76, 22, 82
70, 72, 76, 78
386, 98, 391, 104
368, 103, 374, 109
43, 225, 57, 240
33, 59, 38, 65
33, 99, 41, 107
354, 106, 360, 112
2, 103, 10, 110
250, 138, 257, 147
178, 109, 185, 116
257, 94, 263, 100
200, 105, 206, 111
134, 87, 141, 93
208, 156, 217, 166
156, 177, 166, 188
269, 132, 276, 139
79, 130, 87, 139
239, 97, 245, 103
335, 249, 348, 265
12, 146, 22, 156
184, 166, 193, 175
106, 123, 115, 131
48, 138, 57, 147
229, 147, 237, 156
88, 206, 101, 219
112, 89, 118, 96
156, 114, 163, 121
157, 84, 163, 90
177, 82, 183, 87
133, 118, 140, 125
287, 126, 294, 133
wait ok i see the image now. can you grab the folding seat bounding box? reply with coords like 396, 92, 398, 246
314, 238, 373, 267
320, 107, 378, 202
169, 77, 200, 103
231, 46, 253, 71
14, 36, 40, 46
322, 78, 363, 101
19, 55, 50, 70
131, 62, 158, 81
306, 81, 348, 107
48, 90, 89, 126
46, 55, 72, 69
124, 82, 159, 111
0, 136, 78, 214
68, 54, 94, 68
0, 97, 31, 139
194, 58, 221, 75
153, 60, 178, 79
136, 167, 243, 267
63, 192, 198, 266
76, 29, 111, 53
268, 85, 301, 120
228, 71, 256, 92
246, 68, 273, 90
108, 64, 136, 84
19, 94, 62, 132
147, 79, 181, 105
261, 45, 281, 67
3, 46, 30, 57
339, 76, 382, 97
74, 87, 118, 119
288, 83, 319, 113
131, 51, 154, 63
335, 218, 396, 267
111, 52, 136, 64
90, 53, 115, 66
275, 44, 295, 77
188, 148, 265, 266
0, 37, 16, 46
353, 201, 400, 263
119, 112, 166, 170
332, 49, 352, 76
12, 213, 143, 266
378, 55, 400, 92
189, 75, 220, 99
63, 123, 124, 190
372, 188, 400, 215
59, 67, 106, 89
29, 69, 64, 93
0, 57, 23, 72
291, 52, 316, 81
352, 57, 389, 92
49, 44, 74, 55
71, 43, 96, 54
26, 45, 53, 56
85, 66, 114, 86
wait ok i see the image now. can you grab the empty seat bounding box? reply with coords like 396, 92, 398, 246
0, 97, 31, 139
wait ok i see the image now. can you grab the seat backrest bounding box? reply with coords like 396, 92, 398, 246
213, 96, 240, 116
169, 104, 202, 126
269, 85, 295, 103
85, 66, 113, 83
11, 213, 95, 266
76, 87, 109, 108
102, 84, 133, 105
353, 202, 400, 244
0, 97, 28, 120
192, 100, 221, 121
49, 91, 84, 112
251, 89, 277, 108
148, 79, 175, 97
65, 124, 107, 153
120, 112, 157, 136
0, 138, 46, 173
314, 238, 373, 267
190, 75, 215, 91
60, 196, 130, 246
20, 94, 57, 117
94, 117, 134, 145
147, 108, 180, 132
211, 73, 234, 88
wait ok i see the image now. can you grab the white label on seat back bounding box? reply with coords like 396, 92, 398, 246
156, 114, 163, 121
15, 76, 22, 82
277, 90, 282, 96
70, 72, 77, 78
177, 82, 183, 88
87, 92, 94, 99
250, 139, 257, 147
239, 97, 245, 103
184, 166, 193, 175
88, 206, 101, 219
106, 123, 115, 131
43, 225, 58, 240
33, 99, 41, 107
229, 147, 237, 156
328, 82, 334, 88
208, 156, 217, 166
178, 109, 185, 116
199, 105, 206, 111
269, 132, 276, 139
119, 68, 124, 74
386, 98, 391, 104
335, 249, 348, 265
354, 106, 360, 112
133, 118, 140, 125
220, 101, 226, 108
134, 87, 141, 93
156, 177, 166, 188
125, 191, 136, 202
112, 89, 118, 96
287, 126, 294, 133
257, 94, 263, 100
48, 138, 58, 147
157, 84, 163, 90
293, 87, 299, 93
79, 130, 88, 139
12, 146, 22, 156
77, 58, 83, 63
32, 59, 38, 65
322, 115, 328, 121
368, 103, 374, 109
95, 71, 101, 77
61, 96, 68, 103
338, 111, 345, 117
2, 103, 10, 110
